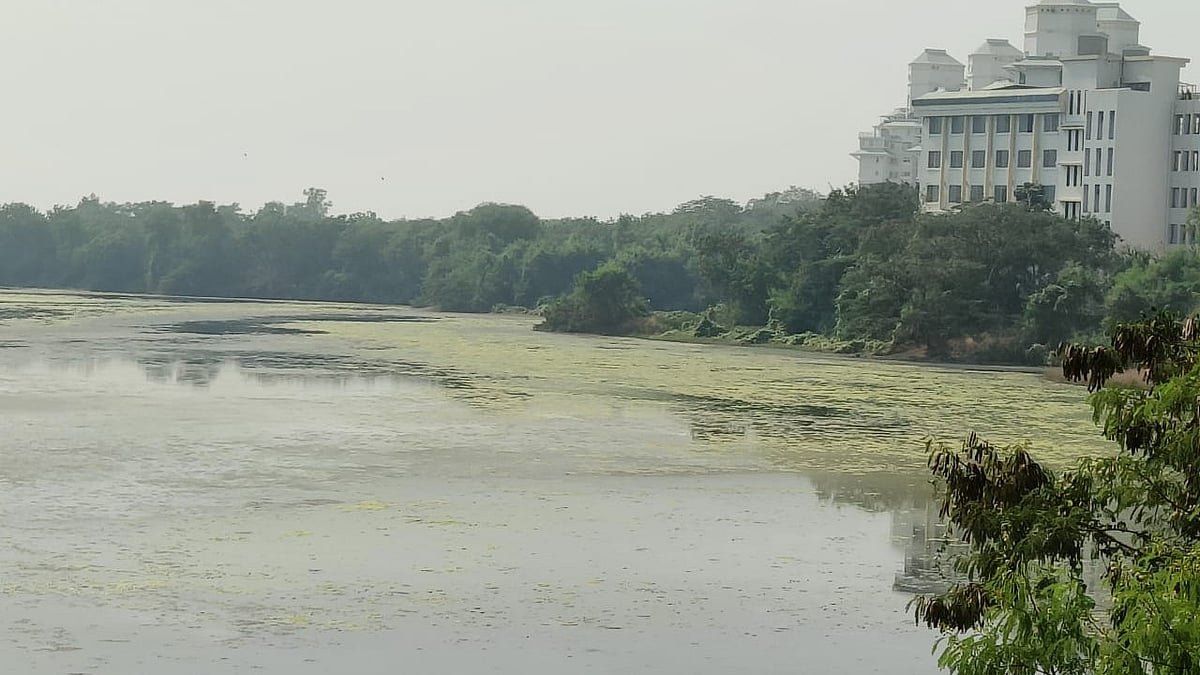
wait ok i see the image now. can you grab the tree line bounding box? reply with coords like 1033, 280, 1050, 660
1, 185, 1198, 363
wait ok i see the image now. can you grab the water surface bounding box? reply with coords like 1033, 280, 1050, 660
0, 290, 1107, 673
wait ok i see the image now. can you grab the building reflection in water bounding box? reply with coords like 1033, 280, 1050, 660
891, 501, 1110, 608
892, 501, 969, 595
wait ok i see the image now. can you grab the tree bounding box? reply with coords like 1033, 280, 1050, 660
1107, 249, 1200, 325
672, 196, 743, 227
689, 229, 772, 325
913, 311, 1200, 673
452, 203, 543, 248
538, 263, 649, 334
1023, 261, 1109, 345
1015, 183, 1053, 211
302, 187, 332, 217
833, 205, 1118, 355
0, 204, 56, 287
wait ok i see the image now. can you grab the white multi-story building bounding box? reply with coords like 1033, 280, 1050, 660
853, 49, 965, 187
851, 107, 923, 185
853, 0, 1197, 250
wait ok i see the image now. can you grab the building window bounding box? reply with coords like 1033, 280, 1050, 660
995, 115, 1011, 134
1176, 115, 1186, 135
1193, 188, 1199, 207
1018, 114, 1034, 133
950, 116, 964, 134
1094, 184, 1101, 210
970, 185, 985, 202
1174, 151, 1184, 172
925, 184, 940, 203
1043, 113, 1060, 132
1095, 149, 1102, 174
1083, 184, 1090, 212
995, 186, 1008, 203
995, 150, 1010, 168
928, 117, 943, 135
1087, 112, 1094, 139
948, 185, 963, 203
1043, 149, 1058, 168
1017, 150, 1032, 168
1170, 223, 1179, 244
1186, 114, 1193, 135
1109, 110, 1116, 140
1105, 184, 1112, 213
1097, 111, 1105, 139
1067, 129, 1082, 151
1107, 149, 1114, 176
1194, 115, 1200, 135
972, 116, 987, 134
1084, 148, 1091, 175
928, 151, 942, 168
1171, 187, 1181, 208
1044, 185, 1056, 203
972, 150, 987, 168
950, 151, 964, 168
1066, 165, 1081, 187
1193, 151, 1200, 172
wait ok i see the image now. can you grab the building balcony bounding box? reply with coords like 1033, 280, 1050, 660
1181, 83, 1198, 101
859, 134, 888, 151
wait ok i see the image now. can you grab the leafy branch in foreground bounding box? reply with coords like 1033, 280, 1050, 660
913, 310, 1200, 674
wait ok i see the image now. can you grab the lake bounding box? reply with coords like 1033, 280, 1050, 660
0, 290, 1107, 674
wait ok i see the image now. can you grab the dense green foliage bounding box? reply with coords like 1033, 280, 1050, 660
0, 189, 814, 316
915, 312, 1200, 673
1103, 209, 1200, 327
837, 204, 1120, 357
0, 185, 1196, 364
537, 263, 649, 334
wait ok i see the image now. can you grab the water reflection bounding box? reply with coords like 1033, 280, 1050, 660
139, 354, 225, 386
135, 356, 416, 390
688, 416, 749, 442
160, 313, 438, 337
891, 502, 968, 595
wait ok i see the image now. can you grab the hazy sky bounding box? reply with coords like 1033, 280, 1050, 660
1, 1, 1194, 219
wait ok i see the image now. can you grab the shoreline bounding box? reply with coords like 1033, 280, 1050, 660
632, 330, 1051, 374
3, 286, 1057, 375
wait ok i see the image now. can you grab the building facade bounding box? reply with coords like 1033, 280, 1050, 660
853, 0, 1196, 250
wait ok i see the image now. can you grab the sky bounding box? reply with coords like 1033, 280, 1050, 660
0, 0, 1195, 220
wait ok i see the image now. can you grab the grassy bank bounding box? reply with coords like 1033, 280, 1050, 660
602, 309, 1051, 369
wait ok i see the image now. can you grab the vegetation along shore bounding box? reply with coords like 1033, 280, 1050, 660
2, 184, 1198, 366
